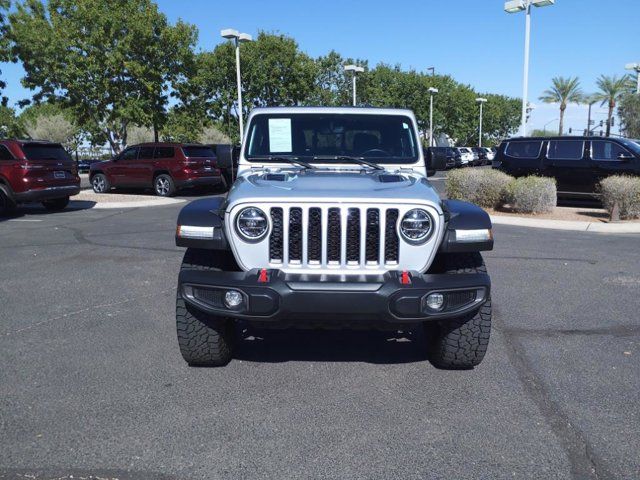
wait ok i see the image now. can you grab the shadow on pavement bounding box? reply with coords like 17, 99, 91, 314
0, 201, 97, 222
233, 326, 428, 364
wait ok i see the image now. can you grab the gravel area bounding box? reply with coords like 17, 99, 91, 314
489, 206, 640, 223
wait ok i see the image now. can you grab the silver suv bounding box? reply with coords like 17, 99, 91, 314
174, 107, 494, 369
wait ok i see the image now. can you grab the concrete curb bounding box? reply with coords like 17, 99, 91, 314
70, 198, 185, 210
490, 214, 640, 233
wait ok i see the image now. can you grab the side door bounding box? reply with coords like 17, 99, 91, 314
589, 140, 639, 185
136, 145, 156, 187
500, 139, 545, 177
545, 139, 593, 193
110, 146, 139, 187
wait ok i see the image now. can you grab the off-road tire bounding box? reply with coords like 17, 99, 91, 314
426, 252, 492, 369
176, 248, 237, 366
154, 174, 176, 197
91, 173, 110, 193
42, 196, 70, 211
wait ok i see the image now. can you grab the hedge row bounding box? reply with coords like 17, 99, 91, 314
599, 176, 640, 220
445, 169, 557, 214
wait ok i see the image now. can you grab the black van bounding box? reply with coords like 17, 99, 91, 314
493, 136, 640, 196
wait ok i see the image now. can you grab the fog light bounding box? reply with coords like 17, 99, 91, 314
426, 293, 445, 311
224, 290, 243, 309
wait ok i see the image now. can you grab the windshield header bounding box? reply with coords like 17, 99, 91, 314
245, 113, 420, 165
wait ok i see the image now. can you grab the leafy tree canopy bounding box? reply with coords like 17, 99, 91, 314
8, 0, 197, 152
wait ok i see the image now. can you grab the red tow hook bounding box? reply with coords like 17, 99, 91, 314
400, 270, 411, 285
258, 268, 269, 283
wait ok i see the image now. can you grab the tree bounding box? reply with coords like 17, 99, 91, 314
538, 76, 583, 136
618, 93, 640, 138
0, 104, 25, 138
311, 51, 367, 106
594, 74, 629, 137
127, 125, 154, 145
0, 0, 11, 106
178, 32, 317, 142
8, 0, 197, 152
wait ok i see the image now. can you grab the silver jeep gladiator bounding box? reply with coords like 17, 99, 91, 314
175, 107, 493, 368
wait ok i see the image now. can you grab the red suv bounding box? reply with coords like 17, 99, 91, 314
90, 143, 223, 197
0, 140, 80, 214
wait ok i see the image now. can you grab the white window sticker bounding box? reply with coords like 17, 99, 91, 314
268, 118, 292, 152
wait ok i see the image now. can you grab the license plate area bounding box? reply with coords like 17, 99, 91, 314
54, 171, 66, 179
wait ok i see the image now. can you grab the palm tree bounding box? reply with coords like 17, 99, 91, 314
594, 74, 630, 137
539, 76, 583, 136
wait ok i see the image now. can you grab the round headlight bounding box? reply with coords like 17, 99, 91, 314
236, 207, 268, 241
400, 209, 433, 243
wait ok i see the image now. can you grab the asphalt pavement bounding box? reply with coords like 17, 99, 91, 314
1, 195, 639, 480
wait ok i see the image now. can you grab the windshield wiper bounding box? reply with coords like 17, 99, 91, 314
252, 156, 315, 169
312, 155, 384, 171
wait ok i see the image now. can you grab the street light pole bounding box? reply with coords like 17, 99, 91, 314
428, 87, 438, 147
505, 0, 555, 137
344, 65, 364, 106
221, 29, 253, 143
625, 63, 640, 93
476, 98, 487, 147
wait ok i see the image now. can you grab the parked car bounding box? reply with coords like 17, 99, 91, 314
0, 139, 81, 214
471, 147, 486, 166
90, 143, 223, 197
174, 106, 494, 369
456, 147, 474, 167
427, 146, 458, 169
493, 136, 640, 196
483, 147, 495, 163
77, 158, 101, 173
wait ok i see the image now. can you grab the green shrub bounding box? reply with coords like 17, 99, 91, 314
505, 176, 557, 214
445, 169, 512, 209
599, 175, 640, 220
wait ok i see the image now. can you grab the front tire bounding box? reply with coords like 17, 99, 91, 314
176, 248, 236, 366
426, 252, 492, 369
42, 196, 70, 211
154, 174, 176, 197
92, 173, 110, 193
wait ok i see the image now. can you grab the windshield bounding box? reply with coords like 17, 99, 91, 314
182, 146, 216, 158
619, 138, 640, 155
245, 113, 419, 164
22, 143, 72, 162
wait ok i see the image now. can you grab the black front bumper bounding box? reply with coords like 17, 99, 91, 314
14, 185, 81, 203
178, 269, 490, 324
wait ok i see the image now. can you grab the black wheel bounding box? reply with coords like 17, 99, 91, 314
154, 174, 176, 197
176, 248, 238, 366
425, 252, 492, 369
0, 186, 16, 216
42, 196, 70, 211
92, 173, 110, 193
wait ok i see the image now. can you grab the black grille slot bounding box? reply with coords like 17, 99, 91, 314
288, 207, 302, 262
346, 208, 361, 262
446, 290, 477, 310
308, 207, 322, 262
384, 209, 399, 262
193, 288, 224, 308
366, 209, 380, 262
327, 208, 341, 262
269, 207, 283, 261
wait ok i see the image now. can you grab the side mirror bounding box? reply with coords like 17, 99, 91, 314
617, 152, 634, 162
232, 145, 241, 165
425, 148, 447, 176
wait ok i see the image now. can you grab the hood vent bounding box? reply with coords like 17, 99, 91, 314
378, 174, 407, 183
262, 173, 288, 182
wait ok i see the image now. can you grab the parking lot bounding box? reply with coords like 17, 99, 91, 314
1, 191, 639, 480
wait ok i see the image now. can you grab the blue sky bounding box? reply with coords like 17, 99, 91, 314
2, 0, 639, 133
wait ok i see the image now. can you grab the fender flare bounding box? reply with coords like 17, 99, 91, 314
439, 199, 493, 252
175, 197, 229, 250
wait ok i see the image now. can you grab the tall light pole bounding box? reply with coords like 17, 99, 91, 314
543, 118, 558, 135
476, 98, 487, 147
221, 28, 253, 142
428, 87, 438, 147
344, 65, 364, 106
505, 0, 555, 137
427, 66, 435, 76
625, 63, 640, 93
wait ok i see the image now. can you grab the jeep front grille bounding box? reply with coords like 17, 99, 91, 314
269, 206, 400, 267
